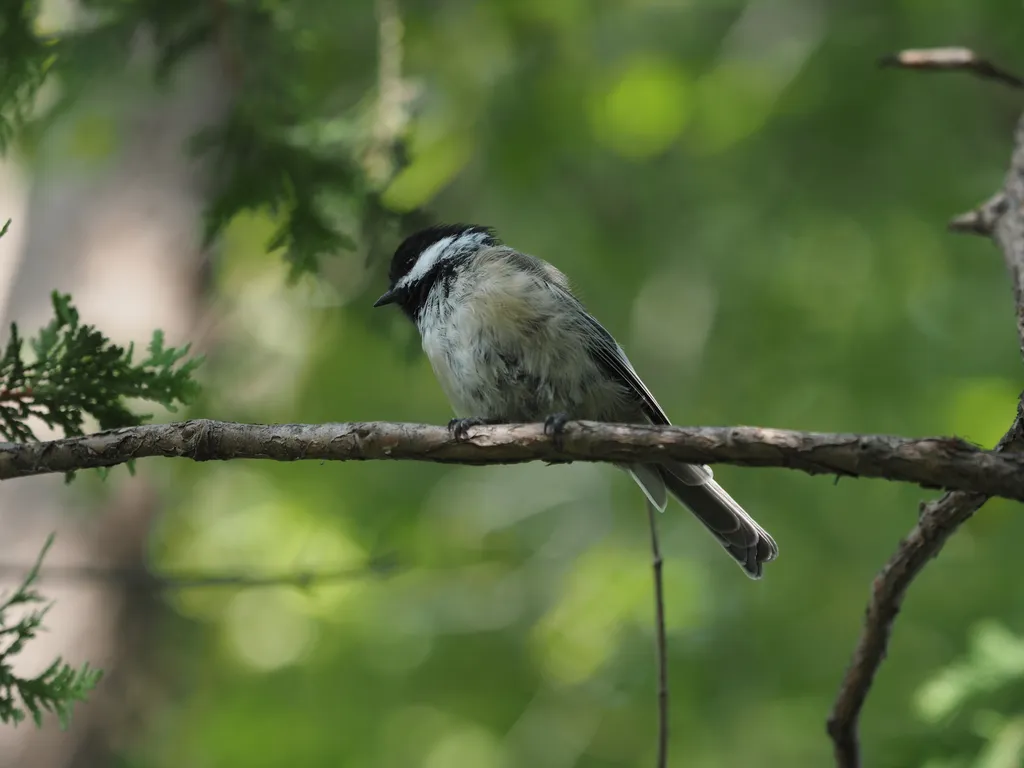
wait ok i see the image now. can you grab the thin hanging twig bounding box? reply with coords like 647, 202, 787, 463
646, 499, 669, 768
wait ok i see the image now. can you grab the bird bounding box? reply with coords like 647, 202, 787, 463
373, 223, 777, 578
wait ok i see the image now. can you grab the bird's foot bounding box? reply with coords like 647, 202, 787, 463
543, 412, 572, 454
448, 417, 494, 441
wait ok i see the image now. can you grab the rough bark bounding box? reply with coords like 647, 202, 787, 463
0, 419, 1021, 499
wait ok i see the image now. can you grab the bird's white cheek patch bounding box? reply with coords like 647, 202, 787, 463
397, 231, 496, 290
397, 236, 455, 289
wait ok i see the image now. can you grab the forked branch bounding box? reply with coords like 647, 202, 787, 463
828, 48, 1024, 768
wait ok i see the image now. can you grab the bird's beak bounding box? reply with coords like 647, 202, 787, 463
373, 289, 397, 308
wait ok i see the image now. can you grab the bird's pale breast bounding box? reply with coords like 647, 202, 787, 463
418, 262, 625, 421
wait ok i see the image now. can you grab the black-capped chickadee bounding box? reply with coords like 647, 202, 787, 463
374, 224, 777, 578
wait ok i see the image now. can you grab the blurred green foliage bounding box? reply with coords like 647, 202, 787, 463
0, 0, 54, 149
4, 0, 383, 278
913, 621, 1024, 768
6, 0, 1024, 765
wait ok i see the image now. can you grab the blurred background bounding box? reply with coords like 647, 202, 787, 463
1, 0, 1024, 766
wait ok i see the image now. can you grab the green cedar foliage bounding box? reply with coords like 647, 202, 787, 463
0, 223, 202, 729
0, 535, 102, 729
0, 291, 202, 458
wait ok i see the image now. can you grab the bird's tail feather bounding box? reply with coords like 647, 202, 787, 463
628, 464, 668, 511
660, 463, 777, 578
626, 462, 778, 579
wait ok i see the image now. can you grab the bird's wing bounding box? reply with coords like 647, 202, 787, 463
579, 310, 671, 426
500, 249, 671, 425
545, 281, 713, 487
551, 283, 670, 424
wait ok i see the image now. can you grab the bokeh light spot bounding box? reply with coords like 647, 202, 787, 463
589, 55, 692, 159
946, 378, 1021, 447
225, 588, 315, 671
424, 724, 508, 768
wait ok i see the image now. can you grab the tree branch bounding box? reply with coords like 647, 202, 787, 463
949, 192, 1008, 236
0, 557, 400, 591
994, 116, 1024, 358
879, 47, 1024, 89
0, 420, 1022, 496
827, 403, 1024, 767
828, 65, 1024, 767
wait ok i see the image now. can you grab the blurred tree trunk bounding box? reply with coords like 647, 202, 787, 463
0, 42, 229, 767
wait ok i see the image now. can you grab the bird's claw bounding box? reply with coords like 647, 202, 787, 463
543, 412, 571, 452
448, 417, 488, 441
